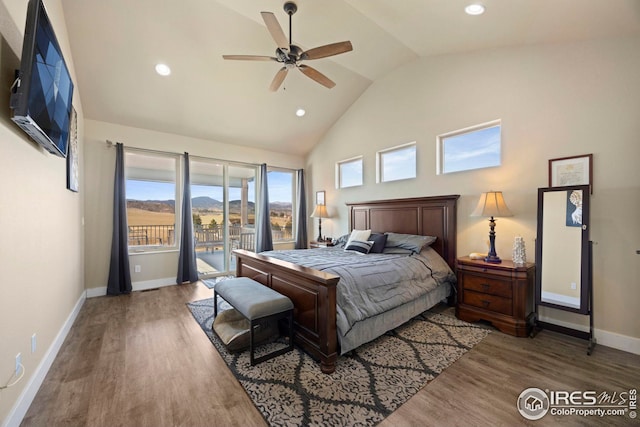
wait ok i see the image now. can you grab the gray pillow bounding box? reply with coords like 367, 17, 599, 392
333, 234, 349, 248
384, 232, 437, 254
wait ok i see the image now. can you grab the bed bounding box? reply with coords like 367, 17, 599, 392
233, 195, 459, 374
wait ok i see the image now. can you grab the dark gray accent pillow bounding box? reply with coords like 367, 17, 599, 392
368, 233, 388, 253
384, 232, 437, 254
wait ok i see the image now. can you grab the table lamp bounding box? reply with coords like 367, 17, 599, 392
310, 205, 329, 241
471, 191, 513, 263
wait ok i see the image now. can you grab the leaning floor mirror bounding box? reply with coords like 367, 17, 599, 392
532, 185, 594, 353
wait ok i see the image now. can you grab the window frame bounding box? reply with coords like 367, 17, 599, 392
376, 141, 417, 183
266, 167, 297, 243
336, 156, 364, 189
124, 150, 181, 252
437, 119, 502, 175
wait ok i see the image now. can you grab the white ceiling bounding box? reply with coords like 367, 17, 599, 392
60, 0, 640, 156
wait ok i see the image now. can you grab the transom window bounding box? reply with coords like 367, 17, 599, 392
437, 120, 501, 174
336, 156, 363, 188
377, 142, 416, 183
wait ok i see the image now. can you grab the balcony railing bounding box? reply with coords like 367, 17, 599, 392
128, 224, 175, 246
128, 223, 292, 249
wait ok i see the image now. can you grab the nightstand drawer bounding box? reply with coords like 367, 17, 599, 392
463, 290, 512, 316
461, 274, 512, 298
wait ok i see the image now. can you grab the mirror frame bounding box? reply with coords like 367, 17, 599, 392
535, 185, 591, 314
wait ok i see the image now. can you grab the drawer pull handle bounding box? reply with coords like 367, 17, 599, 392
482, 300, 491, 307
481, 283, 490, 289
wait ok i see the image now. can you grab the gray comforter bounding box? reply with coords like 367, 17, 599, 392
260, 246, 455, 339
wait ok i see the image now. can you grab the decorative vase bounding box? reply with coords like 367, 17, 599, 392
513, 236, 527, 266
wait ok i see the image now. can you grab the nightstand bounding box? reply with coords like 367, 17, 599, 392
456, 257, 535, 337
309, 241, 335, 249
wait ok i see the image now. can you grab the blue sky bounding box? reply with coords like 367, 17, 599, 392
382, 144, 416, 181
443, 125, 501, 173
126, 170, 293, 203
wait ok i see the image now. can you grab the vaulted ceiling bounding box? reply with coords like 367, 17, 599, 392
61, 0, 640, 156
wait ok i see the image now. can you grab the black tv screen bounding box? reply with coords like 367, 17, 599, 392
10, 0, 74, 158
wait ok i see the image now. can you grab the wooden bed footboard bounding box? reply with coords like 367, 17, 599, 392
234, 249, 340, 374
233, 195, 459, 374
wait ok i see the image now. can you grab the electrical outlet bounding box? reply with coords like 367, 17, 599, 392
31, 333, 37, 353
134, 265, 141, 273
570, 282, 577, 290
15, 353, 22, 375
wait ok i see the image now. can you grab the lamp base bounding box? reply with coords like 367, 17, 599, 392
484, 255, 502, 263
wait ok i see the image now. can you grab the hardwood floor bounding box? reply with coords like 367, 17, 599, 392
21, 283, 639, 427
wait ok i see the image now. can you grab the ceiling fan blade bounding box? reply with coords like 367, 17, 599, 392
269, 67, 288, 92
300, 41, 353, 61
261, 12, 289, 50
298, 64, 335, 89
222, 55, 277, 61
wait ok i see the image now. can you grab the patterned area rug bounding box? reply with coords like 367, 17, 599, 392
187, 296, 490, 427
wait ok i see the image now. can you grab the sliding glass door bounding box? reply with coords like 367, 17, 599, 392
190, 159, 256, 277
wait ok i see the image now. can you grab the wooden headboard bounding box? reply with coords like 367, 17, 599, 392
347, 195, 459, 271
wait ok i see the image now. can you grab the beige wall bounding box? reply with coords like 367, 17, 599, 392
83, 119, 304, 292
0, 0, 84, 422
306, 36, 640, 343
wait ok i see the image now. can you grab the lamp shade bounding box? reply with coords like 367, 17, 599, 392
471, 191, 513, 217
310, 204, 329, 219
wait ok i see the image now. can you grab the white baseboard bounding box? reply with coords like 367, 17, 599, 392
86, 277, 177, 298
2, 292, 86, 427
539, 315, 640, 355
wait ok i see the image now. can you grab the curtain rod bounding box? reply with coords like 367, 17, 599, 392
105, 139, 264, 169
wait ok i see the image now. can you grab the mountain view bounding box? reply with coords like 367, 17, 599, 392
127, 197, 292, 228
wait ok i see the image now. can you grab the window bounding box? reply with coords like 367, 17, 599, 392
125, 151, 179, 249
377, 142, 416, 183
336, 156, 363, 188
437, 120, 501, 174
267, 169, 295, 242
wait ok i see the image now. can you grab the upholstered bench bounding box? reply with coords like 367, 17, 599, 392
213, 277, 294, 365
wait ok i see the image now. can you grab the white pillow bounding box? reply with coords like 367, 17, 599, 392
346, 229, 371, 247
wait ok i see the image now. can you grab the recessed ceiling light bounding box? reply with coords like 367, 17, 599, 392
155, 63, 171, 76
295, 108, 306, 117
465, 4, 485, 15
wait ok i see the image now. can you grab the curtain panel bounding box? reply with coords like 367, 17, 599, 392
177, 152, 199, 283
295, 169, 308, 249
255, 164, 273, 252
107, 142, 132, 295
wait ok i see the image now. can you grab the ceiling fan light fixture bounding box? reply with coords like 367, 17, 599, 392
155, 63, 171, 76
465, 4, 485, 15
295, 108, 306, 117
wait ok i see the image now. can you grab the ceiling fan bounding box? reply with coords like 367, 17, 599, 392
222, 1, 353, 91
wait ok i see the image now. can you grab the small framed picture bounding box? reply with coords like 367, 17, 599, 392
549, 154, 592, 194
316, 190, 325, 206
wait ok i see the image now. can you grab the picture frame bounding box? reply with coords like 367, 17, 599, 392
549, 154, 592, 194
66, 107, 79, 192
316, 190, 325, 206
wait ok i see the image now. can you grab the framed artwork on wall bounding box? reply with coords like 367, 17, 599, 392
549, 153, 592, 194
316, 190, 325, 206
66, 107, 79, 192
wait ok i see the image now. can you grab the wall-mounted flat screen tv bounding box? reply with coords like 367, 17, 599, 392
10, 0, 74, 158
